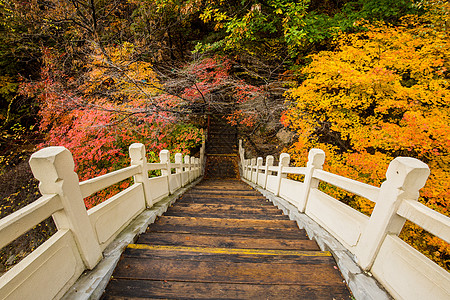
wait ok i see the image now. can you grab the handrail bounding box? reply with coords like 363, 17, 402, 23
313, 169, 380, 203
0, 137, 206, 300
0, 194, 62, 249
397, 199, 450, 244
239, 139, 450, 300
281, 166, 307, 175
80, 165, 141, 198
147, 162, 167, 171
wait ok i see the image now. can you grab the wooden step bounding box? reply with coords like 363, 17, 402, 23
101, 179, 352, 299
136, 233, 319, 250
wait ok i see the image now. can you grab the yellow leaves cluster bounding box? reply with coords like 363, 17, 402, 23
84, 42, 160, 101
284, 2, 450, 270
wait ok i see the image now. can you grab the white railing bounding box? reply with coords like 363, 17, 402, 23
0, 141, 205, 299
239, 140, 450, 300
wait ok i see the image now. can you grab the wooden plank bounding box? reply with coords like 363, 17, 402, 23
136, 232, 316, 250
188, 189, 261, 195
111, 257, 344, 285
163, 211, 289, 220
122, 246, 329, 264
153, 216, 298, 229
176, 197, 273, 206
165, 203, 283, 214
186, 193, 266, 199
127, 244, 329, 258
102, 279, 352, 299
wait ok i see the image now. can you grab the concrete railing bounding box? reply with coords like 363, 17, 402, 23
239, 140, 450, 300
0, 141, 205, 299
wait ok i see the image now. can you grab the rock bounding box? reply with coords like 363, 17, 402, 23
276, 128, 294, 144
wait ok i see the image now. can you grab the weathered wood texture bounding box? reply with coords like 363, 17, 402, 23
204, 115, 239, 179
101, 179, 352, 299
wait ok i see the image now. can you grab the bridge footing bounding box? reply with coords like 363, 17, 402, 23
242, 178, 392, 300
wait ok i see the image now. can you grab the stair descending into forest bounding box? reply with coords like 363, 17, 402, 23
101, 180, 352, 299
204, 114, 239, 179
100, 114, 352, 299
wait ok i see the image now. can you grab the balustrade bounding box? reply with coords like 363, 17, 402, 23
0, 141, 205, 299
239, 140, 450, 300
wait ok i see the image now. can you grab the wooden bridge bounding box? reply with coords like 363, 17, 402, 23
0, 118, 449, 299
102, 179, 351, 299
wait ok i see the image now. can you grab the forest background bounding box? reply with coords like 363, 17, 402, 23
0, 0, 448, 272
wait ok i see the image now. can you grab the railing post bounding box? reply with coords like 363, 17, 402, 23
184, 155, 191, 183
298, 149, 325, 212
129, 143, 154, 208
275, 153, 290, 196
239, 140, 245, 168
190, 156, 195, 180
263, 155, 274, 189
196, 158, 200, 178
250, 158, 256, 182
256, 157, 263, 185
246, 159, 251, 180
200, 136, 206, 175
159, 150, 171, 193
356, 157, 430, 270
175, 153, 183, 187
29, 147, 102, 269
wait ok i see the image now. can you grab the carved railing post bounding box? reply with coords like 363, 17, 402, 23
298, 149, 325, 212
184, 155, 191, 183
200, 136, 206, 175
275, 153, 290, 196
263, 155, 274, 189
129, 143, 153, 207
255, 157, 263, 185
159, 150, 171, 193
190, 156, 196, 180
175, 153, 183, 187
356, 157, 430, 270
29, 147, 102, 269
250, 158, 257, 182
196, 158, 200, 178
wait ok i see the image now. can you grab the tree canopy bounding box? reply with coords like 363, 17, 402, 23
0, 0, 448, 270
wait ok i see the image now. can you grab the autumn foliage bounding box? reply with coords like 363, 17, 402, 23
283, 2, 449, 270
21, 45, 203, 208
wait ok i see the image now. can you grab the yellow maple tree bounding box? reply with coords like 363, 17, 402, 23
283, 1, 449, 270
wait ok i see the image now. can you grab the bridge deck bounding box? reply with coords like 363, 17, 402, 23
101, 179, 352, 299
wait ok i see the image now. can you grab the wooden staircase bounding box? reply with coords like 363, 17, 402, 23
204, 115, 239, 179
101, 180, 352, 299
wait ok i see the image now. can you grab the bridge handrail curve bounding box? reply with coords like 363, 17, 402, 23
0, 140, 205, 299
239, 140, 449, 300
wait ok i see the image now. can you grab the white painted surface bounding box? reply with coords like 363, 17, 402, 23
88, 183, 146, 249
79, 165, 140, 198
397, 199, 450, 243
0, 194, 62, 249
313, 169, 379, 203
0, 230, 84, 300
266, 175, 278, 194
372, 235, 450, 300
306, 189, 368, 251
279, 178, 304, 207
148, 176, 170, 203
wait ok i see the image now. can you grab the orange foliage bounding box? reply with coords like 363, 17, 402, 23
21, 45, 203, 209
284, 1, 449, 270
